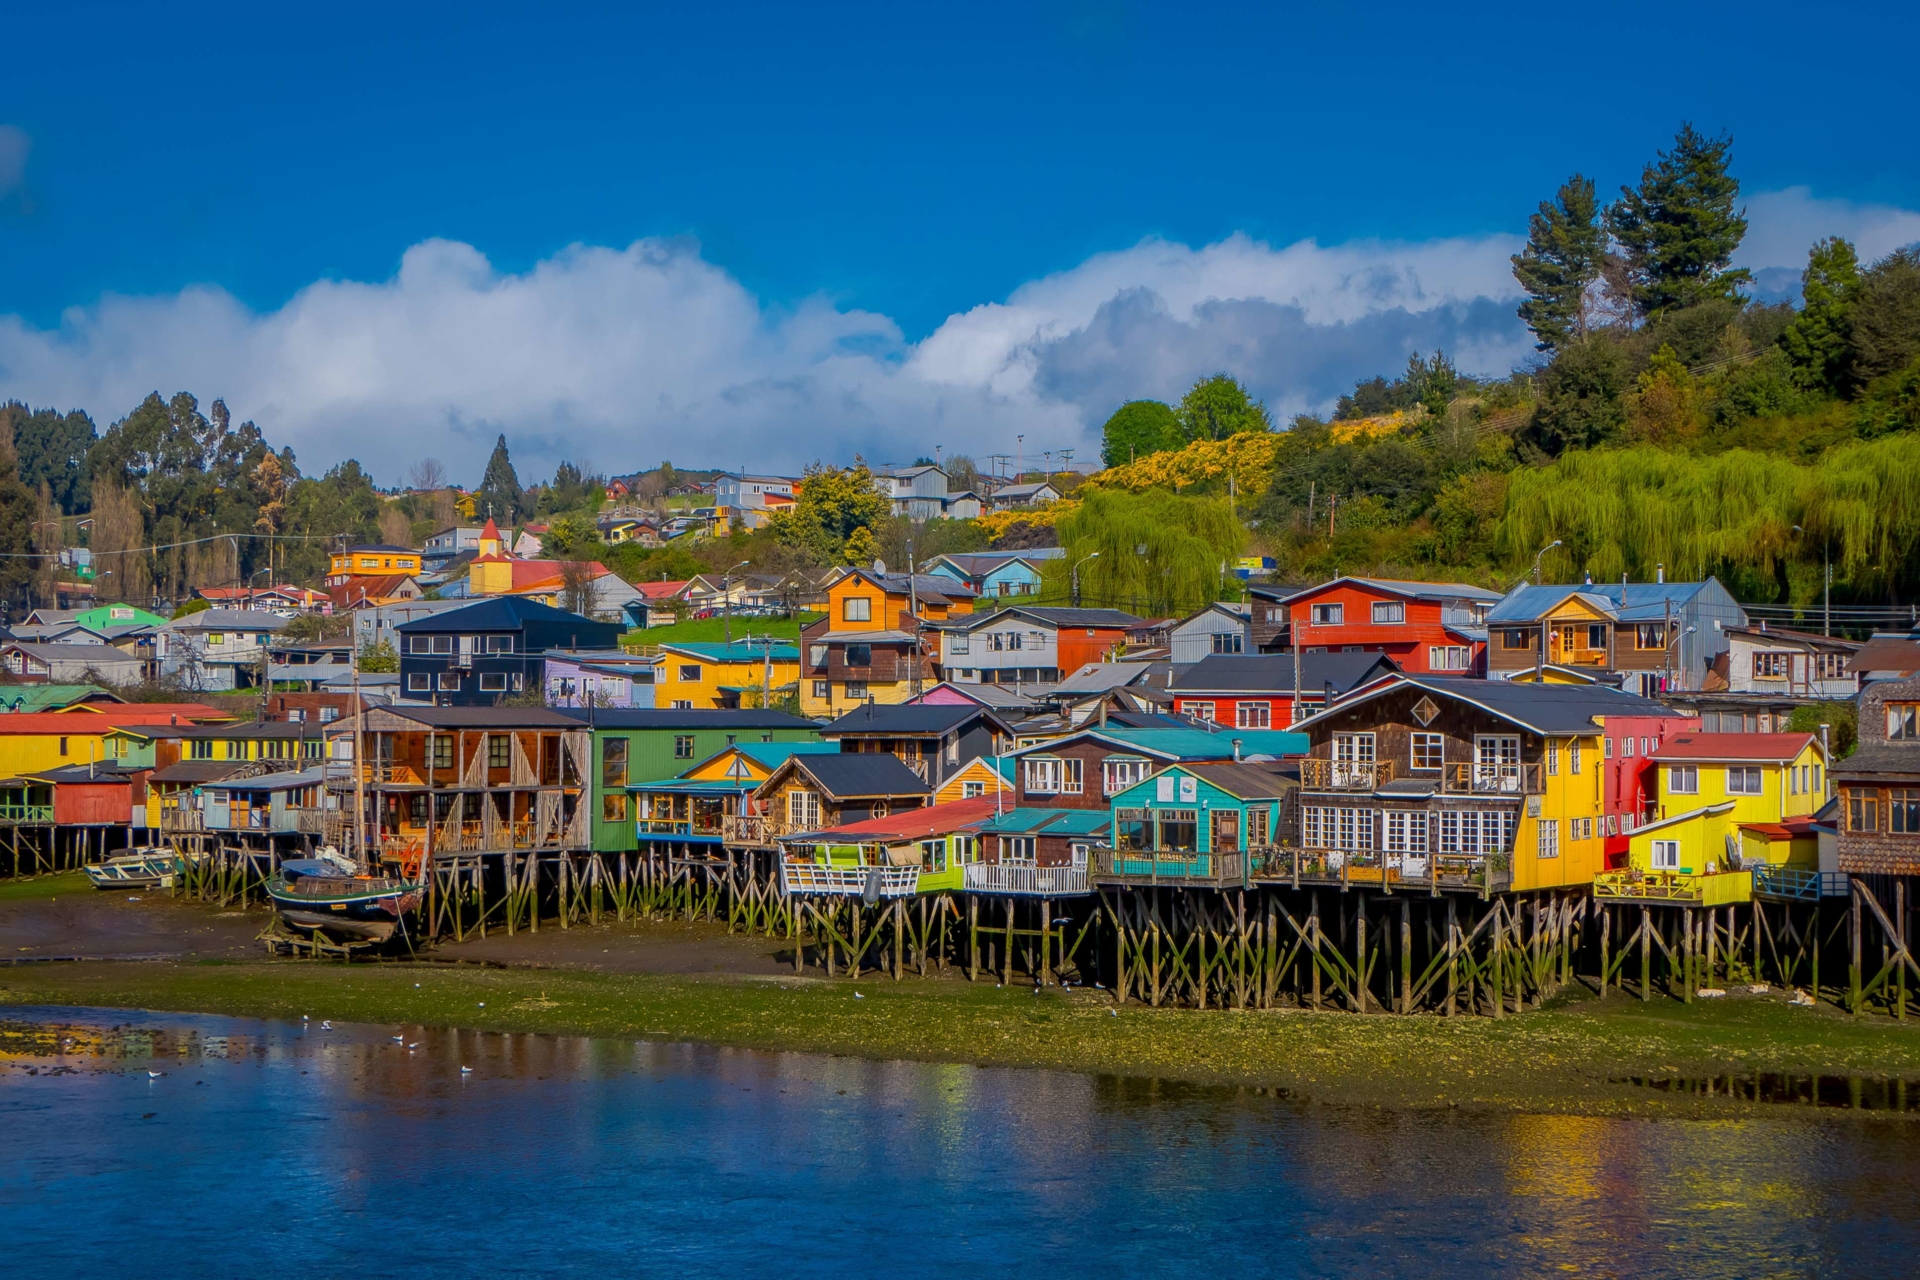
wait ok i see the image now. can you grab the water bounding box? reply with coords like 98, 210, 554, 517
3, 1007, 1918, 1279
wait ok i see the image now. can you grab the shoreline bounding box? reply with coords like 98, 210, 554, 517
7, 953, 1920, 1120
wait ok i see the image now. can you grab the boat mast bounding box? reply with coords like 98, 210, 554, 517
352, 626, 368, 874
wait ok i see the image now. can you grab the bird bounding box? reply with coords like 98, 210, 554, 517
301, 1015, 309, 1021
1109, 1009, 1118, 1018
391, 1035, 405, 1043
477, 1002, 485, 1008
147, 1070, 165, 1078
460, 1065, 473, 1074
853, 992, 864, 999
408, 1042, 420, 1049
320, 1021, 332, 1030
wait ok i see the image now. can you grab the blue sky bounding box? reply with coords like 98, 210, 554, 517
2, 1, 1917, 481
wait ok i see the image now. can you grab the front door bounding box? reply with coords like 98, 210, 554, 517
1211, 809, 1240, 856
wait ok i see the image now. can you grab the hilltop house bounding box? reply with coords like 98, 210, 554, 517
157, 609, 289, 691
1272, 577, 1501, 674
1485, 578, 1745, 694
395, 597, 621, 706
933, 606, 1141, 688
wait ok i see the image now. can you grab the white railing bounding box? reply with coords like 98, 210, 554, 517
962, 864, 1089, 896
778, 862, 920, 898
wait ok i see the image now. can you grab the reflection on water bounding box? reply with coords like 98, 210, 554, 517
1614, 1072, 1920, 1110
3, 1007, 1918, 1279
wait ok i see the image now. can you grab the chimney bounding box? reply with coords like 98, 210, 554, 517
1232, 737, 1243, 762
1098, 701, 1108, 729
1656, 564, 1665, 584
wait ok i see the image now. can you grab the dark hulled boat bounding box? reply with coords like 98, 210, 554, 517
267, 849, 423, 942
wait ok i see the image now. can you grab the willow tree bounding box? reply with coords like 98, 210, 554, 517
1050, 488, 1243, 616
1799, 435, 1920, 594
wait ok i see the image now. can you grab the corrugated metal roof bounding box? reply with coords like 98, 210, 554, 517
783, 752, 932, 798
822, 702, 1005, 736
1290, 674, 1684, 736
1170, 651, 1398, 694
1652, 733, 1816, 762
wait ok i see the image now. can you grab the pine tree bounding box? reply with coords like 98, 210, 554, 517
476, 434, 525, 524
1511, 174, 1605, 351
1779, 237, 1861, 393
1606, 124, 1751, 318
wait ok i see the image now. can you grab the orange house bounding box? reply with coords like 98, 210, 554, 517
799, 569, 977, 717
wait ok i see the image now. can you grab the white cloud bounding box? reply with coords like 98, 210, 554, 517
1738, 186, 1920, 271
2, 184, 1913, 483
0, 125, 29, 196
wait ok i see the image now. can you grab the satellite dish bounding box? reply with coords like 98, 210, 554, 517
872, 559, 887, 574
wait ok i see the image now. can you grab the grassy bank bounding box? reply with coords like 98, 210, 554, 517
6, 958, 1920, 1117
0, 871, 89, 903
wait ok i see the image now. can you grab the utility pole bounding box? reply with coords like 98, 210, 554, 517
907, 539, 923, 697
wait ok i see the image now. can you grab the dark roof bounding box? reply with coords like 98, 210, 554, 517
26, 764, 135, 785
820, 702, 1005, 737
1292, 674, 1684, 736
380, 706, 583, 728
1834, 744, 1920, 779
148, 761, 259, 784
1851, 639, 1920, 672
786, 752, 932, 798
394, 596, 612, 633
1261, 576, 1502, 605
1184, 761, 1297, 799
1170, 652, 1398, 694
562, 708, 820, 731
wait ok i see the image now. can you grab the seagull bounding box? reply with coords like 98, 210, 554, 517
320, 1021, 332, 1030
477, 1002, 485, 1008
460, 1065, 473, 1074
301, 1015, 309, 1021
392, 1035, 405, 1043
408, 1042, 420, 1049
1109, 1009, 1118, 1018
147, 1070, 165, 1078
853, 992, 864, 999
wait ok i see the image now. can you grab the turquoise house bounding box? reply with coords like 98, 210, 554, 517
925, 553, 1048, 601
1103, 761, 1293, 882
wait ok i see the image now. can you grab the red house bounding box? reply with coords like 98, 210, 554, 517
1268, 578, 1502, 675
1594, 710, 1695, 866
1168, 652, 1400, 729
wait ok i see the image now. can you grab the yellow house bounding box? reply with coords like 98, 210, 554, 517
653, 642, 802, 710
931, 755, 1014, 804
798, 569, 977, 718
328, 544, 423, 578
1597, 732, 1825, 904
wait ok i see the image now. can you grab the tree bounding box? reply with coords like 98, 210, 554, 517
1175, 375, 1272, 443
1100, 400, 1183, 467
558, 559, 599, 618
1402, 351, 1459, 421
842, 525, 878, 567
0, 403, 95, 512
1778, 238, 1861, 393
768, 462, 890, 563
1512, 174, 1606, 351
408, 457, 447, 492
1334, 376, 1400, 420
1605, 124, 1751, 318
541, 514, 601, 557
1851, 248, 1920, 385
476, 434, 525, 524
1629, 345, 1705, 444
1052, 488, 1243, 615
357, 638, 398, 673
1529, 336, 1632, 455
945, 454, 982, 494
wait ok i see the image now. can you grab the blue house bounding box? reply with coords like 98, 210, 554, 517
1101, 761, 1295, 884
925, 552, 1051, 601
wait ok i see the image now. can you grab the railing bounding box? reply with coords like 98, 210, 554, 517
1443, 762, 1543, 796
1749, 865, 1850, 901
362, 763, 426, 785
1593, 868, 1753, 905
779, 861, 921, 897
1298, 758, 1398, 790
159, 808, 205, 833
0, 803, 54, 824
962, 863, 1090, 896
290, 808, 328, 835
1258, 846, 1513, 893
1091, 845, 1252, 887
637, 819, 727, 838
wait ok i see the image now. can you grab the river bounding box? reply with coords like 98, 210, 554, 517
2, 1006, 1915, 1278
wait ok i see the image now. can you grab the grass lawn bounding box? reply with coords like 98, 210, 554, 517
623, 613, 822, 648
0, 871, 90, 902
7, 956, 1920, 1117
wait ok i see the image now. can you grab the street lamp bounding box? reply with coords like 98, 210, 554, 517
1531, 540, 1562, 586
1071, 552, 1100, 608
1664, 624, 1697, 693
1792, 525, 1832, 637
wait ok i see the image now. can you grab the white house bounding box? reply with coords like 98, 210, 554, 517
990, 480, 1062, 511
1168, 602, 1253, 664
715, 473, 798, 512
2, 642, 142, 685
157, 608, 289, 691
1723, 624, 1859, 699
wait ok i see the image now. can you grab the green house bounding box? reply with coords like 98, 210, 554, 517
1105, 761, 1294, 881
563, 708, 823, 853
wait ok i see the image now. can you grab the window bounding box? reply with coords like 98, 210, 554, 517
1892, 790, 1920, 835
1411, 732, 1445, 772
1537, 819, 1560, 859
1619, 736, 1634, 758
1587, 624, 1608, 650
1302, 806, 1376, 851
919, 839, 947, 873
437, 673, 460, 691
842, 596, 871, 622
670, 699, 693, 710
1104, 757, 1150, 795
1372, 601, 1405, 625
1753, 652, 1790, 679
1570, 741, 1582, 774
1546, 743, 1558, 775
1181, 701, 1216, 723
1001, 836, 1037, 865
1726, 766, 1763, 795
1849, 790, 1878, 832
1247, 805, 1270, 846
1814, 653, 1848, 681
844, 681, 868, 700
486, 735, 510, 769
1062, 758, 1085, 793
669, 734, 696, 760
603, 793, 628, 823
1473, 736, 1521, 790
1331, 732, 1377, 785
845, 644, 872, 667
1236, 701, 1271, 729
788, 790, 821, 829
1890, 705, 1920, 740
1502, 629, 1532, 650
1429, 645, 1471, 671
1602, 735, 1611, 758
208, 633, 224, 646
1024, 757, 1063, 794
1813, 763, 1822, 794
1636, 624, 1667, 650
869, 801, 889, 820
989, 631, 1023, 652
678, 664, 701, 682
1383, 810, 1427, 853
807, 644, 829, 670
1651, 839, 1681, 870
432, 635, 454, 654
602, 738, 629, 788
1155, 808, 1199, 851
948, 634, 970, 655
479, 673, 507, 691
1668, 764, 1699, 795
487, 635, 513, 653
432, 735, 453, 770
812, 681, 830, 698
961, 780, 985, 799
1311, 603, 1344, 626
1210, 631, 1244, 654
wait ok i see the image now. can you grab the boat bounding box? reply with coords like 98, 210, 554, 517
84, 848, 183, 891
266, 847, 424, 943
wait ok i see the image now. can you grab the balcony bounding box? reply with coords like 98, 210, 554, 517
1592, 868, 1752, 906
362, 762, 426, 786
1259, 846, 1512, 893
1443, 762, 1543, 796
1299, 758, 1399, 791
1090, 845, 1256, 888
779, 861, 920, 897
158, 807, 205, 833
1751, 864, 1851, 901
636, 818, 727, 839
722, 814, 795, 846
0, 803, 54, 825
962, 863, 1090, 896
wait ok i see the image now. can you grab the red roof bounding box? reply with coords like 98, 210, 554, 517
481, 517, 501, 539
1653, 733, 1816, 762
637, 579, 691, 600
810, 797, 999, 841
0, 707, 231, 733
